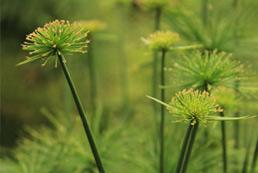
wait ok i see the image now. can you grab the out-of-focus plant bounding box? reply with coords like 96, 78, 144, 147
143, 30, 180, 173
17, 20, 105, 173
172, 50, 243, 92
74, 20, 106, 124
148, 88, 254, 173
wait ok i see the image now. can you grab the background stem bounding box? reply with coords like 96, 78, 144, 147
250, 138, 258, 173
159, 50, 166, 173
220, 111, 228, 173
57, 53, 105, 173
88, 35, 98, 122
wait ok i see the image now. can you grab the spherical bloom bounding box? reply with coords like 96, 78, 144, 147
74, 20, 106, 33
173, 50, 243, 91
142, 31, 180, 51
139, 0, 171, 10
168, 89, 223, 125
18, 20, 89, 66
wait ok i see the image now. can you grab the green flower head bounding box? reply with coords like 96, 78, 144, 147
18, 20, 89, 66
139, 0, 171, 10
173, 50, 243, 91
168, 89, 223, 125
142, 31, 180, 51
74, 20, 106, 33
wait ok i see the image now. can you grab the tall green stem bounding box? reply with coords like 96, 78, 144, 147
176, 119, 199, 173
201, 0, 209, 26
57, 53, 105, 173
159, 50, 166, 173
234, 80, 240, 149
88, 35, 98, 120
152, 7, 162, 115
250, 138, 258, 173
220, 111, 228, 173
233, 0, 239, 8
176, 122, 195, 173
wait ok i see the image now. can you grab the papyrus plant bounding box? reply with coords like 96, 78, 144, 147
17, 20, 105, 173
148, 88, 254, 173
143, 30, 180, 173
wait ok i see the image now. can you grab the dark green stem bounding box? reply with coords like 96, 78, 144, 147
181, 120, 199, 173
201, 0, 209, 26
57, 53, 105, 173
176, 122, 194, 173
159, 50, 166, 173
176, 119, 199, 173
152, 7, 162, 114
154, 7, 162, 31
233, 0, 239, 8
234, 80, 240, 149
220, 111, 228, 173
250, 138, 258, 173
119, 38, 130, 120
88, 35, 98, 120
242, 140, 251, 173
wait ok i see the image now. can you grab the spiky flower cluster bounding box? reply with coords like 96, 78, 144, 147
74, 20, 106, 33
168, 89, 223, 125
142, 31, 180, 51
18, 20, 89, 66
139, 0, 170, 10
173, 50, 243, 91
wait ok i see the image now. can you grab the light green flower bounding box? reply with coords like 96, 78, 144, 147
142, 31, 180, 51
148, 89, 254, 126
18, 20, 89, 67
168, 89, 223, 125
173, 50, 243, 91
74, 20, 106, 33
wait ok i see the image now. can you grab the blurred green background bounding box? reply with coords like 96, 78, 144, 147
1, 0, 258, 173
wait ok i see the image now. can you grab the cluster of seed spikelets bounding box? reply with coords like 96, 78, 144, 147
74, 20, 106, 33
168, 89, 223, 125
142, 31, 180, 51
173, 50, 244, 90
18, 20, 89, 67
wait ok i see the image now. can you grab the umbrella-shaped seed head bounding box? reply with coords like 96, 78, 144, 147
173, 50, 243, 91
18, 20, 89, 66
142, 31, 180, 51
168, 89, 223, 125
74, 20, 106, 33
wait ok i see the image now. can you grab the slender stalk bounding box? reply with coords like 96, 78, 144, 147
88, 35, 98, 120
152, 7, 162, 114
119, 38, 130, 120
234, 80, 240, 149
233, 0, 239, 8
242, 140, 251, 173
250, 138, 258, 173
159, 49, 166, 173
201, 0, 209, 26
176, 119, 199, 173
57, 53, 105, 173
181, 121, 199, 173
220, 111, 228, 173
176, 122, 194, 173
